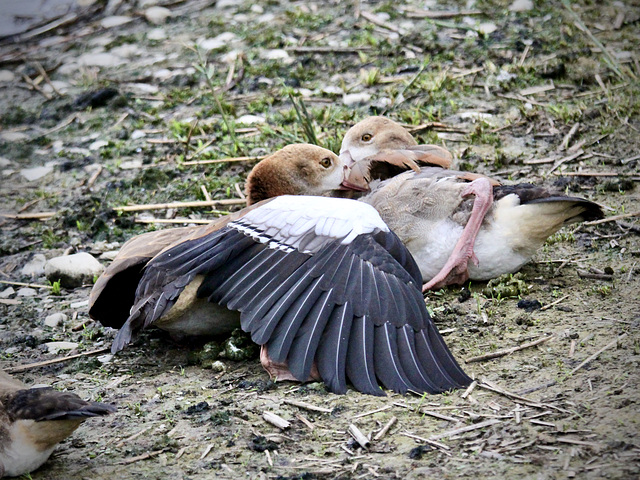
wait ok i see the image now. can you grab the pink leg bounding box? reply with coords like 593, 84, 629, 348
260, 345, 321, 382
423, 178, 494, 292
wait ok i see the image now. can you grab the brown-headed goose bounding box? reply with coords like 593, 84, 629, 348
0, 370, 115, 477
340, 117, 604, 290
90, 144, 471, 396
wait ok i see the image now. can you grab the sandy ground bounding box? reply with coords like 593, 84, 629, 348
1, 0, 639, 478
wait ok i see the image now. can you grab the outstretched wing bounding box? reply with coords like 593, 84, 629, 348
113, 196, 470, 395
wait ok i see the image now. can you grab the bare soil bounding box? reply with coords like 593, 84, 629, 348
1, 0, 639, 479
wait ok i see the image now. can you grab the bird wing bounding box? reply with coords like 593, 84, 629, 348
112, 196, 470, 395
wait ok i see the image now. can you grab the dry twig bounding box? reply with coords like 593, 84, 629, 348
465, 335, 554, 363
5, 347, 110, 373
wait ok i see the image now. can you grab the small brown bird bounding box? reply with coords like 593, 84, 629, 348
90, 144, 471, 396
340, 117, 604, 290
0, 370, 115, 477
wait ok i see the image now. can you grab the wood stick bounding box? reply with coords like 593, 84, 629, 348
400, 431, 450, 450
200, 185, 212, 202
86, 165, 103, 188
569, 333, 628, 376
182, 155, 265, 166
479, 380, 570, 413
348, 424, 370, 448
5, 347, 110, 373
353, 405, 392, 419
0, 211, 57, 220
420, 409, 459, 422
461, 380, 477, 399
585, 211, 640, 226
465, 335, 554, 363
406, 9, 483, 19
428, 419, 501, 441
296, 413, 315, 430
114, 199, 245, 212
135, 218, 213, 225
119, 449, 167, 465
540, 294, 570, 311
577, 270, 613, 281
263, 411, 291, 430
545, 150, 584, 175
286, 46, 374, 54
0, 280, 53, 289
373, 416, 397, 441
560, 122, 580, 151
282, 398, 332, 413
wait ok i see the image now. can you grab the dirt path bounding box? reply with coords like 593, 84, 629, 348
1, 0, 638, 478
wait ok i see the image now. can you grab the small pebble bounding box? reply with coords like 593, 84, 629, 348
22, 254, 47, 277
45, 341, 79, 354
343, 92, 371, 106
145, 6, 171, 24
44, 312, 68, 328
45, 252, 104, 288
0, 287, 15, 298
509, 0, 534, 12
17, 287, 37, 297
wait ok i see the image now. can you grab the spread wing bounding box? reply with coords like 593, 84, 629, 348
112, 196, 470, 395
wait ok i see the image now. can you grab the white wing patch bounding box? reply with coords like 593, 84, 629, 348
230, 196, 389, 254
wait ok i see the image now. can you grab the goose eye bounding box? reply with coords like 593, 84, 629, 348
319, 157, 332, 168
361, 133, 372, 142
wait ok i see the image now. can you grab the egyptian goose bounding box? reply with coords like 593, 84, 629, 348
339, 117, 604, 290
90, 144, 471, 396
0, 370, 115, 477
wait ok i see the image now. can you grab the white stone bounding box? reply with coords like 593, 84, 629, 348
89, 140, 109, 151
496, 69, 517, 82
260, 49, 293, 64
22, 254, 47, 277
100, 15, 133, 28
1, 131, 29, 142
322, 85, 344, 95
153, 68, 172, 79
0, 70, 15, 82
42, 80, 70, 94
2, 169, 14, 177
221, 50, 242, 64
99, 250, 120, 260
119, 159, 144, 169
342, 92, 371, 106
0, 287, 15, 298
139, 0, 160, 6
45, 312, 67, 328
77, 52, 126, 67
98, 353, 114, 363
45, 341, 79, 354
131, 129, 147, 139
21, 165, 53, 181
236, 115, 265, 126
145, 6, 171, 24
70, 299, 90, 309
509, 0, 534, 12
147, 27, 166, 40
44, 252, 104, 288
125, 83, 159, 94
478, 22, 498, 35
198, 32, 237, 51
250, 4, 264, 13
0, 157, 11, 167
110, 44, 142, 58
17, 287, 37, 297
296, 88, 313, 97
